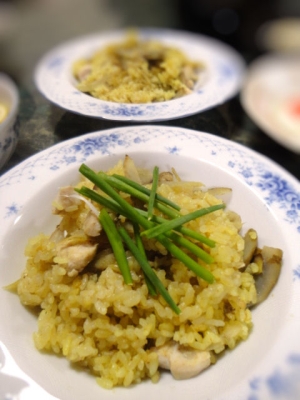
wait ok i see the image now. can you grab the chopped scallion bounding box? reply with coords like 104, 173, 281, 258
77, 185, 214, 264
133, 223, 157, 296
148, 166, 159, 220
142, 204, 225, 239
113, 173, 180, 211
136, 208, 216, 248
99, 208, 132, 285
75, 186, 122, 215
100, 172, 181, 219
79, 163, 215, 285
118, 226, 180, 314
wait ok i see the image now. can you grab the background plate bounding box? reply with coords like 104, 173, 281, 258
241, 54, 300, 153
34, 28, 245, 121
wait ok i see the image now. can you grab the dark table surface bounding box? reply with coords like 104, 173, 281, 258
0, 0, 299, 181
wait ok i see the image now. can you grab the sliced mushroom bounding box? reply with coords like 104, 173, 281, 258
136, 168, 153, 185
158, 171, 174, 184
254, 246, 283, 305
55, 236, 98, 277
243, 229, 258, 265
227, 210, 242, 231
252, 252, 264, 274
171, 167, 181, 182
49, 225, 65, 243
206, 187, 232, 204
153, 341, 211, 380
123, 155, 142, 184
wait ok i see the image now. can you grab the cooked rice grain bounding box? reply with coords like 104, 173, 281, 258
15, 167, 257, 388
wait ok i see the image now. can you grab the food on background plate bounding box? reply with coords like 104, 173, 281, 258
73, 31, 204, 103
0, 102, 8, 123
7, 156, 283, 389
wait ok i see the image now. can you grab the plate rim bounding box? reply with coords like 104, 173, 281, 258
1, 124, 299, 186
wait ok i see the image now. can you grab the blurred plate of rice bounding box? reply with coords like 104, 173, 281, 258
0, 125, 299, 400
34, 28, 245, 121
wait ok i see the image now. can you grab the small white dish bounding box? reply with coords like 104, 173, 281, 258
241, 54, 300, 153
34, 28, 245, 121
0, 73, 19, 169
0, 125, 300, 400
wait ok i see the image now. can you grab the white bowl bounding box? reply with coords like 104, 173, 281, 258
0, 73, 19, 170
0, 126, 300, 400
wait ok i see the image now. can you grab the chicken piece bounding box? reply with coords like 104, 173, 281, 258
52, 186, 81, 214
55, 237, 98, 277
83, 210, 101, 237
153, 341, 211, 380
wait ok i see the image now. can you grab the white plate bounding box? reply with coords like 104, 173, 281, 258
0, 125, 299, 400
241, 54, 300, 153
34, 28, 245, 121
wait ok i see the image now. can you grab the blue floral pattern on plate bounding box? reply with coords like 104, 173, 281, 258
0, 126, 299, 400
34, 29, 245, 121
3, 126, 298, 232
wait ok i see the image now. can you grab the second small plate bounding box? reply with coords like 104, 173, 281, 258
241, 54, 300, 153
34, 28, 245, 122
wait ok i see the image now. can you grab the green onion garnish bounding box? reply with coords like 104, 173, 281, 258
75, 186, 122, 215
99, 208, 132, 285
135, 209, 216, 248
75, 187, 216, 249
133, 223, 157, 296
76, 185, 214, 264
147, 166, 159, 220
78, 163, 218, 311
153, 233, 215, 283
141, 204, 225, 239
99, 172, 181, 219
118, 226, 181, 315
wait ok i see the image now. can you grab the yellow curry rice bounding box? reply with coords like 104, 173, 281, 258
14, 160, 256, 389
73, 32, 204, 103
